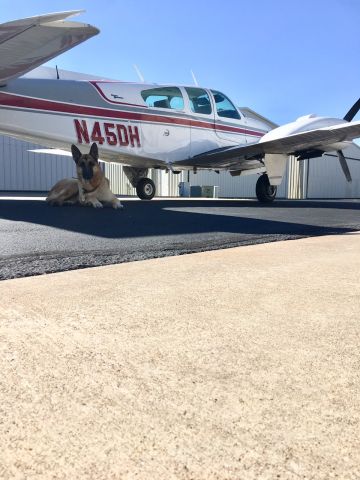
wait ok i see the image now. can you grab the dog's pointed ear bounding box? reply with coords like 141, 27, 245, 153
71, 144, 82, 164
89, 142, 99, 161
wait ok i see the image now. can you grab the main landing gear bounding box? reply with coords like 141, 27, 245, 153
136, 177, 156, 200
123, 166, 156, 200
256, 174, 277, 203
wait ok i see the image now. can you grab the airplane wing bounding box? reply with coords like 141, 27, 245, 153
173, 120, 360, 170
0, 10, 99, 85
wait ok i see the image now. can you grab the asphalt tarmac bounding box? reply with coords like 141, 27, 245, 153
0, 196, 359, 280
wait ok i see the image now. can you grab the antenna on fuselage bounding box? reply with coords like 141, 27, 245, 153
55, 65, 60, 80
190, 69, 199, 86
133, 64, 145, 82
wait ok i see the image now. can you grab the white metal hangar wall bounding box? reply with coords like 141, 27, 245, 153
0, 135, 359, 199
306, 156, 360, 199
188, 168, 288, 198
0, 134, 76, 191
288, 143, 360, 199
0, 134, 185, 196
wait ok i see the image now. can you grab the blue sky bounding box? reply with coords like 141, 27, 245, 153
2, 0, 360, 124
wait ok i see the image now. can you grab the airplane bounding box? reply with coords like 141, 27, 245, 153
0, 10, 359, 203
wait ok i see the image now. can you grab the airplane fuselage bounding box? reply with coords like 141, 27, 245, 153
0, 78, 271, 168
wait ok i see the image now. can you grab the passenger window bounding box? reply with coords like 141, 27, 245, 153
141, 87, 184, 110
211, 90, 240, 120
185, 87, 212, 115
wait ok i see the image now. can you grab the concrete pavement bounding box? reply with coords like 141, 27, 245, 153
0, 233, 359, 479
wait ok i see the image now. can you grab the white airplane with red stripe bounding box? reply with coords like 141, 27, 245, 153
0, 10, 359, 202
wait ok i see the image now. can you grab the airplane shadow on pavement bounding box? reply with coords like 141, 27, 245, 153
0, 198, 359, 279
0, 198, 359, 240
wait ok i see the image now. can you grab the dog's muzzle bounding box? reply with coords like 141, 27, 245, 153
82, 166, 93, 180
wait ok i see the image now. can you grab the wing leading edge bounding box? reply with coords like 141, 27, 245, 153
173, 120, 360, 170
0, 10, 99, 85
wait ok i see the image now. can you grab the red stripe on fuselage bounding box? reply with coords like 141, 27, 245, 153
0, 92, 265, 137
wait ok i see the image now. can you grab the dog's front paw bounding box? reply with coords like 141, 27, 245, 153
92, 200, 103, 208
112, 200, 124, 209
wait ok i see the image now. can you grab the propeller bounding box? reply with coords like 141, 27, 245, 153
333, 98, 360, 182
337, 150, 352, 182
343, 97, 360, 122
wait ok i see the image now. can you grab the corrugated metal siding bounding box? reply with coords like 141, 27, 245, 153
287, 156, 307, 199
104, 162, 136, 196
168, 170, 185, 196
189, 168, 288, 198
0, 134, 75, 191
307, 155, 360, 198
104, 162, 185, 196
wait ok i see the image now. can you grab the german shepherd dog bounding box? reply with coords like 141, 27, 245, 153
46, 143, 123, 209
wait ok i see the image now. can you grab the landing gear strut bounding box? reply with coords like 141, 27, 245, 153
256, 174, 277, 203
123, 166, 156, 200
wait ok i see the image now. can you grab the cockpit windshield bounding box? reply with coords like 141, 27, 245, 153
211, 90, 240, 120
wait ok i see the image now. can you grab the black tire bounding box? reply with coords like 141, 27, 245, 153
136, 177, 156, 200
256, 174, 277, 203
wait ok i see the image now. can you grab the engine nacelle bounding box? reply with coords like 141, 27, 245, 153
260, 115, 346, 143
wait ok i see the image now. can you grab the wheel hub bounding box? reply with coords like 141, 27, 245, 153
144, 183, 153, 195
267, 185, 276, 196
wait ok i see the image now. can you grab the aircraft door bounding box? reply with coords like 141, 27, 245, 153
211, 90, 247, 145
183, 87, 218, 157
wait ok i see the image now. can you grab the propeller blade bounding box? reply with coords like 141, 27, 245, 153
343, 98, 360, 121
337, 150, 352, 182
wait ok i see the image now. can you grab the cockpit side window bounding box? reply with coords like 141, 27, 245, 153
141, 87, 184, 110
211, 90, 241, 120
185, 87, 212, 115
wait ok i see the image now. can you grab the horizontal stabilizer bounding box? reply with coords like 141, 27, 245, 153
0, 10, 99, 85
